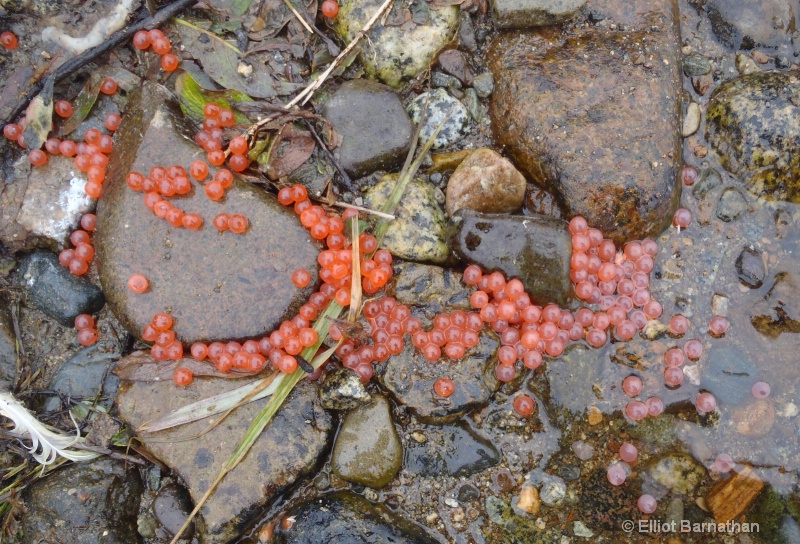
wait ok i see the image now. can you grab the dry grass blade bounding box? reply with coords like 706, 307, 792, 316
334, 202, 395, 220
137, 375, 277, 433
139, 372, 279, 441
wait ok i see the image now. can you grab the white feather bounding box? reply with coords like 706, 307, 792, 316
0, 392, 100, 465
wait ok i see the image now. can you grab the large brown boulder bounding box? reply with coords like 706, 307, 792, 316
488, 0, 682, 243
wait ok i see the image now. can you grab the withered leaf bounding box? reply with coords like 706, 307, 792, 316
57, 74, 102, 138
265, 133, 315, 179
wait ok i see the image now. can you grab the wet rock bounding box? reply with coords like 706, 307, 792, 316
318, 366, 372, 410
489, 20, 681, 243
736, 53, 760, 75
391, 262, 472, 317
683, 54, 712, 77
516, 486, 540, 514
21, 458, 143, 544
448, 209, 573, 307
0, 294, 16, 389
492, 0, 584, 29
116, 379, 333, 543
524, 185, 564, 219
333, 0, 458, 87
153, 483, 195, 540
13, 156, 94, 246
407, 89, 471, 150
458, 12, 477, 52
736, 246, 766, 288
271, 491, 440, 544
682, 103, 701, 137
692, 167, 723, 200
432, 71, 462, 91
322, 80, 414, 179
750, 272, 800, 337
693, 73, 714, 96
445, 148, 526, 216
15, 250, 104, 327
331, 395, 402, 488
43, 345, 121, 412
716, 187, 748, 222
375, 328, 500, 423
706, 0, 796, 50
95, 82, 319, 344
458, 483, 481, 502
462, 88, 482, 123
775, 208, 792, 238
405, 421, 500, 477
473, 72, 495, 98
734, 399, 776, 437
363, 174, 450, 264
647, 454, 706, 495
573, 521, 594, 538
538, 474, 567, 506
701, 347, 757, 406
438, 49, 473, 85
571, 440, 594, 461
706, 71, 800, 203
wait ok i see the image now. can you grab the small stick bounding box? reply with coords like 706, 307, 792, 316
283, 0, 314, 34
174, 18, 244, 55
333, 202, 395, 220
302, 119, 354, 190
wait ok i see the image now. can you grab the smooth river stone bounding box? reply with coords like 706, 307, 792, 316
95, 82, 320, 343
448, 209, 573, 307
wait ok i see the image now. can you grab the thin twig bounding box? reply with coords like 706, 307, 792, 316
75, 444, 148, 466
282, 0, 314, 34
244, 0, 395, 141
302, 119, 354, 190
333, 202, 395, 220
174, 18, 244, 55
2, 0, 196, 124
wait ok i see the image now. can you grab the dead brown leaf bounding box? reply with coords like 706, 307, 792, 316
265, 132, 315, 179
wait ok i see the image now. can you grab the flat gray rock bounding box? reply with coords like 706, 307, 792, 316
95, 82, 319, 343
323, 80, 413, 179
116, 378, 333, 543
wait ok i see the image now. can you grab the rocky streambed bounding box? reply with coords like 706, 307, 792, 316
1, 0, 799, 542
